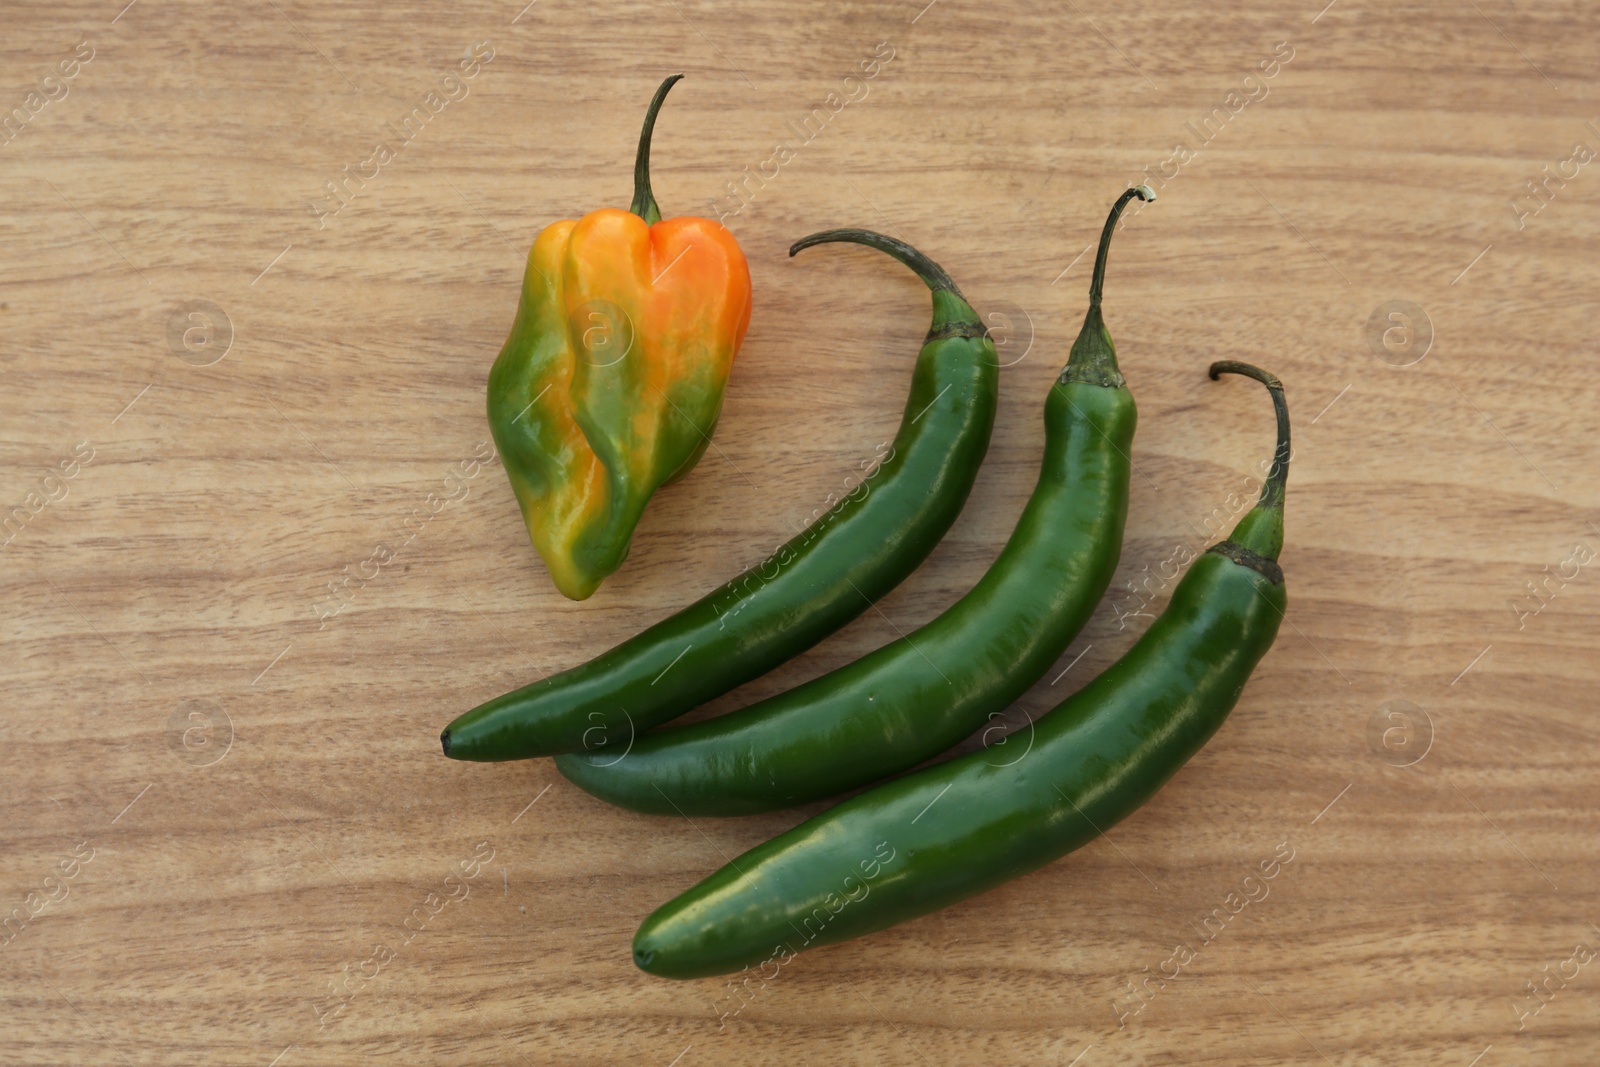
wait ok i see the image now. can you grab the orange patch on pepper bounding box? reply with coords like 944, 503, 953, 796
488, 76, 751, 600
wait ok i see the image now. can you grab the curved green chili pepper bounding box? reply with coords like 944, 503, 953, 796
556, 186, 1155, 815
629, 360, 1291, 979
441, 234, 997, 761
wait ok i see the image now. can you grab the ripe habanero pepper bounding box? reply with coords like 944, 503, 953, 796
488, 74, 752, 601
555, 186, 1154, 816
628, 361, 1292, 979
443, 232, 997, 761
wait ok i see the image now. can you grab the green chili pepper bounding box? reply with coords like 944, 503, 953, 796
629, 360, 1291, 979
441, 234, 997, 761
555, 186, 1155, 815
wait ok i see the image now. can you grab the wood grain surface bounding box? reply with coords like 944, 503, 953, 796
2, 1, 1597, 1063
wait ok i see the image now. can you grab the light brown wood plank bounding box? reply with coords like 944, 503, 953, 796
1, 1, 1596, 1063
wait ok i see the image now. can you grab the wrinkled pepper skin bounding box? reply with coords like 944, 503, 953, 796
488, 75, 752, 600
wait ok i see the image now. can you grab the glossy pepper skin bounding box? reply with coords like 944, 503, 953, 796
488, 75, 752, 601
442, 233, 997, 761
630, 361, 1292, 979
556, 187, 1154, 815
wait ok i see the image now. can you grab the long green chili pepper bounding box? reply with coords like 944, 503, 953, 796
441, 234, 997, 761
556, 186, 1155, 816
629, 360, 1291, 979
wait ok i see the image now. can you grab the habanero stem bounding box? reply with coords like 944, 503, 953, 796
629, 73, 683, 226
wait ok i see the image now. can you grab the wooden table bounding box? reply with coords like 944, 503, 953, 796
2, 2, 1595, 1063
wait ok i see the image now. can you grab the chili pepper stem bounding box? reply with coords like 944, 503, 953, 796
630, 74, 685, 226
1060, 185, 1156, 388
1209, 361, 1290, 561
791, 230, 961, 295
790, 229, 983, 334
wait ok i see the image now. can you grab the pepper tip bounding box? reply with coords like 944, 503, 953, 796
440, 729, 452, 757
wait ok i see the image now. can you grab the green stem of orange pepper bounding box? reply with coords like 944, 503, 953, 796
629, 74, 683, 226
486, 75, 752, 601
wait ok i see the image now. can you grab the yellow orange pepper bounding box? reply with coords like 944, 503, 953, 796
488, 76, 751, 600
